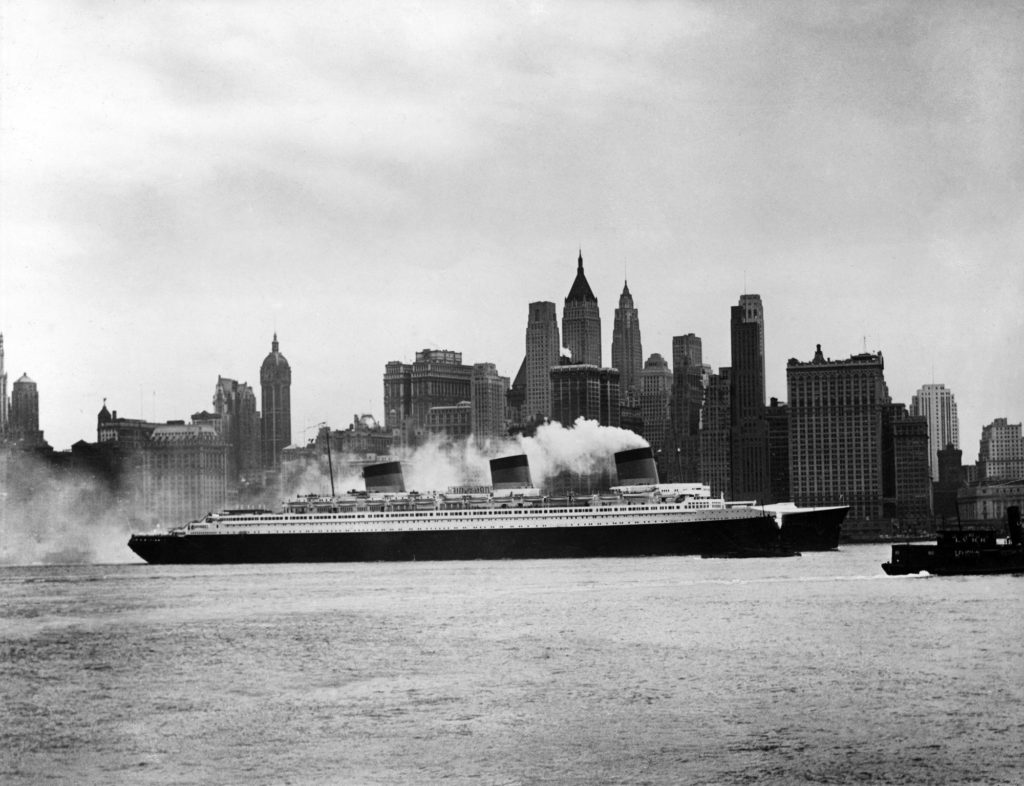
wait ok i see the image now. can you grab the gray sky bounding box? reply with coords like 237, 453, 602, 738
2, 0, 1022, 461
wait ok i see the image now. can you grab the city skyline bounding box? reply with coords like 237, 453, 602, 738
2, 2, 1022, 461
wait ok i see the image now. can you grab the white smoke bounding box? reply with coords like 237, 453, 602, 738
0, 453, 135, 565
518, 417, 649, 486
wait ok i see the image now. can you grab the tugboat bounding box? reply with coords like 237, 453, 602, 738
882, 506, 1024, 576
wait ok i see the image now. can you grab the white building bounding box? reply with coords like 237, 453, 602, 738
910, 383, 959, 482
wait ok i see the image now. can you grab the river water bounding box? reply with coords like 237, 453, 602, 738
2, 545, 1022, 785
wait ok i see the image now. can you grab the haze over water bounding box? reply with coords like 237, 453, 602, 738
3, 546, 1022, 785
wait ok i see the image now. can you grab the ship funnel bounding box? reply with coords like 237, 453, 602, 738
363, 461, 406, 493
490, 454, 533, 490
1008, 506, 1022, 547
614, 447, 660, 485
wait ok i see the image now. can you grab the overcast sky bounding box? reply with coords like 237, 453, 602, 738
1, 0, 1022, 461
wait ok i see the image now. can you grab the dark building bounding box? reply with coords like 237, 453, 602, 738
550, 363, 620, 428
213, 376, 261, 483
562, 251, 602, 366
8, 373, 43, 446
671, 334, 704, 483
933, 443, 964, 520
886, 405, 932, 525
766, 397, 790, 504
611, 281, 642, 406
260, 334, 292, 469
730, 294, 769, 502
699, 368, 732, 499
787, 345, 891, 520
384, 349, 473, 445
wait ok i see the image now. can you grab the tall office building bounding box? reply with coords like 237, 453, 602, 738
611, 281, 643, 405
214, 376, 261, 482
730, 295, 770, 502
471, 362, 510, 447
639, 353, 673, 481
550, 363, 620, 428
787, 345, 892, 520
909, 383, 959, 482
260, 333, 292, 469
524, 302, 561, 420
700, 369, 732, 499
671, 334, 704, 483
887, 405, 932, 521
383, 349, 474, 444
976, 418, 1024, 480
9, 372, 45, 447
0, 333, 8, 436
766, 398, 790, 504
562, 250, 602, 366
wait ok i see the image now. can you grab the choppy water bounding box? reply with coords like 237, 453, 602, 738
2, 545, 1022, 785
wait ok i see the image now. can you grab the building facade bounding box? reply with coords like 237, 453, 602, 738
213, 376, 261, 483
887, 406, 932, 522
383, 349, 474, 444
671, 334, 704, 483
611, 281, 642, 406
140, 423, 228, 526
730, 295, 769, 502
639, 353, 673, 482
975, 418, 1024, 481
470, 362, 509, 447
260, 334, 292, 469
550, 364, 620, 428
562, 251, 602, 366
8, 372, 45, 447
700, 368, 732, 500
766, 397, 790, 504
524, 302, 561, 420
909, 383, 959, 482
787, 345, 891, 520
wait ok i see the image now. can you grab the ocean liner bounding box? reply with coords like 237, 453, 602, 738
127, 447, 788, 564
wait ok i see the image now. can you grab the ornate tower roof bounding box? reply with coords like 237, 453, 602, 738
260, 333, 291, 379
565, 250, 597, 304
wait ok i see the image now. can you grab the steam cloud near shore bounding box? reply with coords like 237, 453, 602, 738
0, 418, 647, 566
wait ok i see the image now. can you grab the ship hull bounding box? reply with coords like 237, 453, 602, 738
128, 515, 783, 564
881, 544, 1024, 576
777, 506, 849, 551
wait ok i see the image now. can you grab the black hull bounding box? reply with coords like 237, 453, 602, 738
882, 545, 1024, 576
778, 506, 848, 551
129, 516, 784, 565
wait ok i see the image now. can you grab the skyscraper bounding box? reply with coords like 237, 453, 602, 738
787, 345, 892, 520
550, 363, 620, 428
730, 294, 769, 502
909, 383, 959, 482
671, 334, 704, 483
260, 333, 292, 469
9, 372, 44, 446
524, 301, 560, 420
214, 376, 261, 482
562, 250, 601, 366
611, 281, 642, 405
639, 353, 673, 482
471, 362, 510, 447
700, 368, 732, 499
